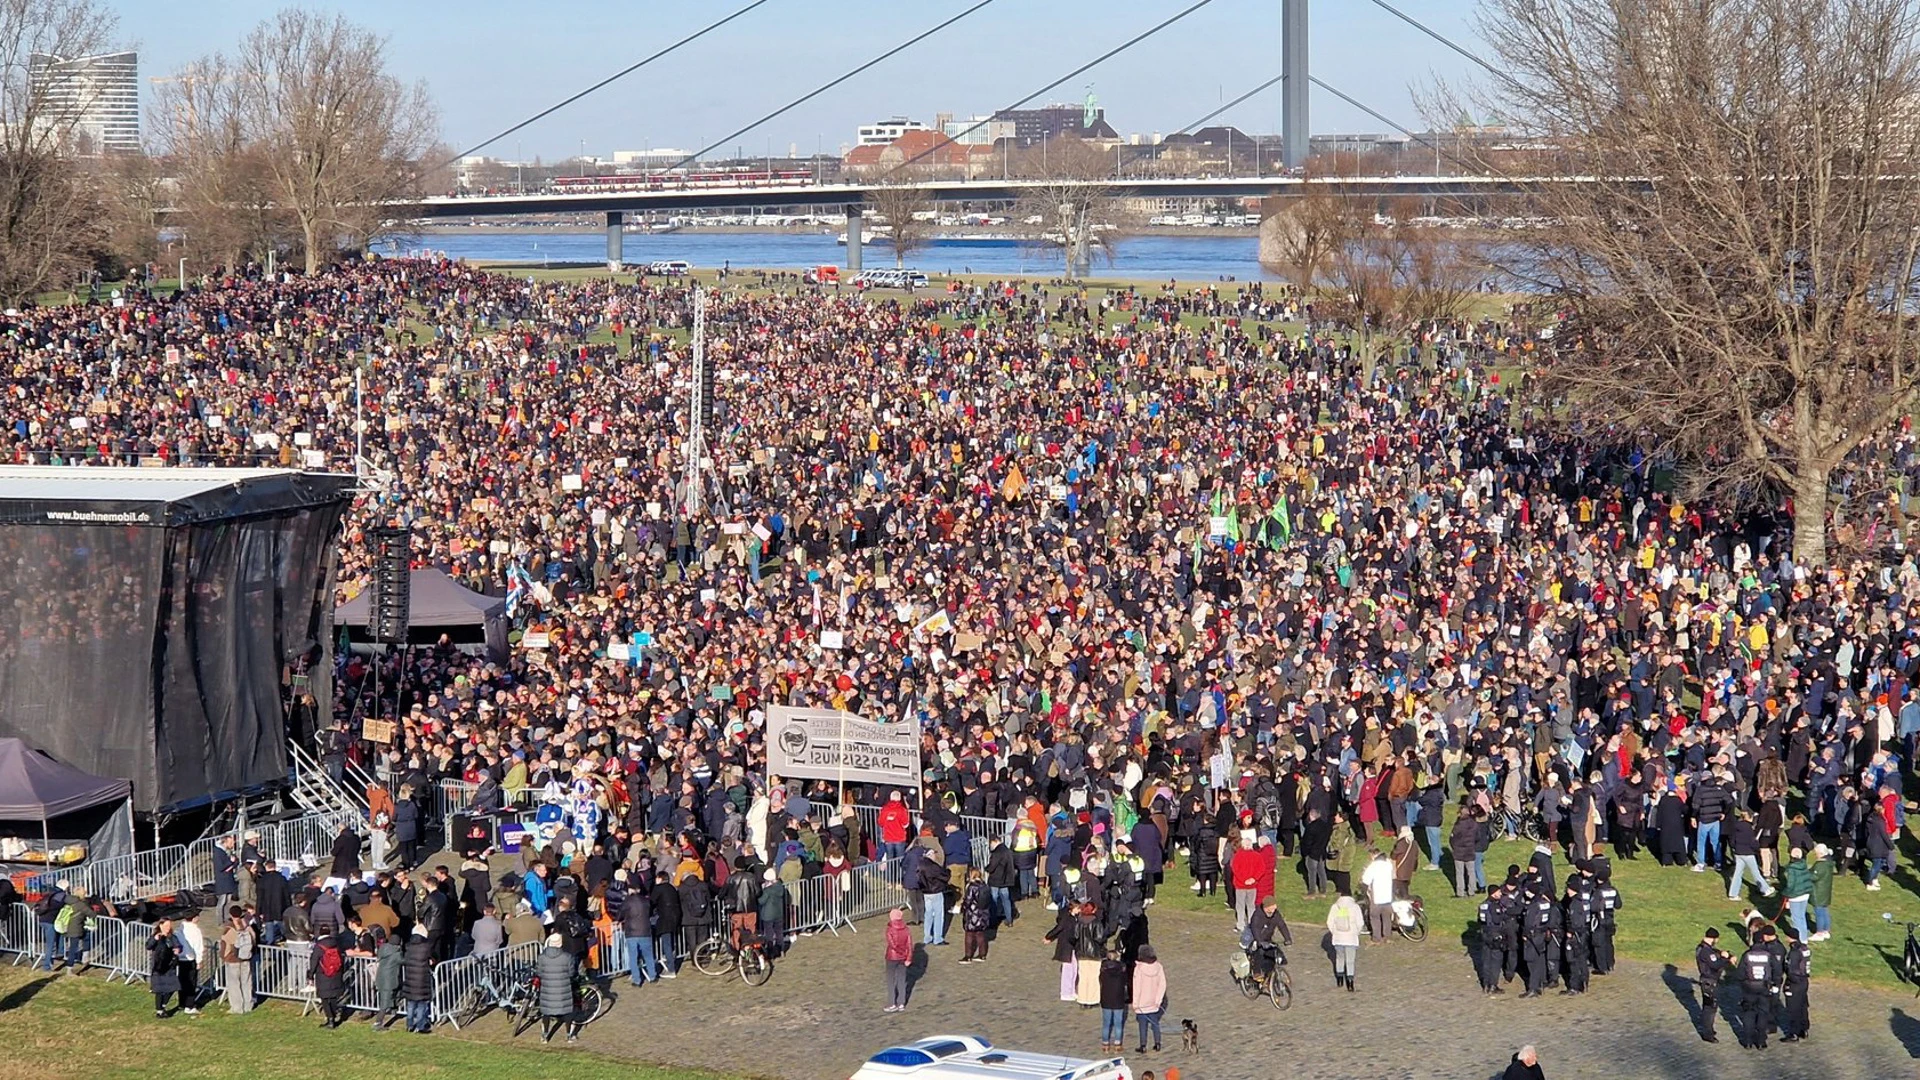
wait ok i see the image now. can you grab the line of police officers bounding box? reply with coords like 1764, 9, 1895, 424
1695, 919, 1813, 1049
1475, 855, 1622, 998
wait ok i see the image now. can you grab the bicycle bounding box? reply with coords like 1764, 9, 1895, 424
449, 958, 536, 1030
1392, 895, 1429, 943
691, 928, 775, 986
1228, 946, 1292, 1010
510, 969, 613, 1037
1883, 913, 1920, 993
1514, 810, 1546, 844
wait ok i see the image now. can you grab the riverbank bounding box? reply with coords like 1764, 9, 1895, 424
406, 222, 1260, 240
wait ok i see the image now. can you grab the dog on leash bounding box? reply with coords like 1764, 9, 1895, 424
1181, 1019, 1199, 1053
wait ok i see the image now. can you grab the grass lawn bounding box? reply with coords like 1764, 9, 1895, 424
1150, 816, 1920, 993
0, 963, 735, 1080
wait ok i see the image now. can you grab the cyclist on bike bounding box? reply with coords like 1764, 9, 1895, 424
1245, 896, 1293, 980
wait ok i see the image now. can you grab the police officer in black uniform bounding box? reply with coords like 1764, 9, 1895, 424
1477, 882, 1517, 994
1694, 927, 1731, 1043
1560, 880, 1592, 995
1780, 929, 1811, 1042
1519, 885, 1560, 998
1737, 931, 1783, 1049
1590, 863, 1622, 974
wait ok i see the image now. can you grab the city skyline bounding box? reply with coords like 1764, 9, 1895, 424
103, 0, 1485, 160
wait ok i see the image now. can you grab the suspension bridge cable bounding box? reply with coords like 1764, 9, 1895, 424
1362, 0, 1517, 87
882, 0, 1218, 179
447, 0, 778, 165
664, 0, 1002, 173
1172, 70, 1286, 136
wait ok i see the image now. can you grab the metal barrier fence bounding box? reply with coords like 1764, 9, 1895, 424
828, 804, 1012, 866
25, 845, 193, 906
429, 939, 540, 1023
181, 812, 357, 897
435, 781, 542, 824
0, 860, 908, 1023
0, 902, 47, 967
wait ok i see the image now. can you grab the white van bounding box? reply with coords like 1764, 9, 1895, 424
647, 260, 692, 277
849, 1036, 1130, 1080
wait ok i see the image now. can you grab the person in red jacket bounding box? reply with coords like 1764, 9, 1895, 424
1229, 835, 1265, 934
883, 907, 913, 1012
879, 792, 913, 862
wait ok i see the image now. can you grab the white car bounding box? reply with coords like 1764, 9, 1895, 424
849, 1036, 1131, 1080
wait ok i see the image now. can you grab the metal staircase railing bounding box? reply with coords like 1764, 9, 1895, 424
285, 742, 368, 830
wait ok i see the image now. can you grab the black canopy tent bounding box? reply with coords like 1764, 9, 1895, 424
0, 466, 358, 811
335, 568, 509, 659
0, 737, 135, 869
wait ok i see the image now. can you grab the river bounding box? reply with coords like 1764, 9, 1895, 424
373, 230, 1273, 280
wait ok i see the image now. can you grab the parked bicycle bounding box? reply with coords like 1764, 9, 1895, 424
1391, 895, 1429, 943
691, 927, 775, 986
1228, 944, 1292, 1010
509, 968, 612, 1036
449, 958, 536, 1030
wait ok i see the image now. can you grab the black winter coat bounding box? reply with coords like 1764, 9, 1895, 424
1098, 956, 1131, 1009
1045, 906, 1078, 963
402, 937, 434, 1000
1190, 825, 1222, 876
679, 877, 715, 927
650, 881, 682, 936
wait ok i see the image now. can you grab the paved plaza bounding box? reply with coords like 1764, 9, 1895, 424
510, 898, 1920, 1080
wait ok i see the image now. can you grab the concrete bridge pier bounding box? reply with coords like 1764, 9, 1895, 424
606, 211, 624, 271
845, 205, 863, 274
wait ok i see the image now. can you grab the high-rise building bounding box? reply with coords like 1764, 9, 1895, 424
29, 51, 139, 154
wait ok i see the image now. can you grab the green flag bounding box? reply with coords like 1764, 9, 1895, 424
1271, 493, 1292, 546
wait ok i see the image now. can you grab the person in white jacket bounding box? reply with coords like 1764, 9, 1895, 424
1360, 850, 1396, 942
1326, 894, 1363, 992
175, 918, 207, 1015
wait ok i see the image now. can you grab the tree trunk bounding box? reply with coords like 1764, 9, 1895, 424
1790, 464, 1829, 568
302, 217, 321, 275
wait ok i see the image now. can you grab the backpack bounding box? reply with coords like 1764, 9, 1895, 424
317, 941, 344, 978
34, 892, 61, 921
233, 928, 254, 961
53, 905, 76, 934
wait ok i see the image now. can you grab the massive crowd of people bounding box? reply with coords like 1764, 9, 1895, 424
2, 254, 1914, 1058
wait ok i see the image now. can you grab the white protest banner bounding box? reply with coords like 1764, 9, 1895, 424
301, 449, 326, 468
561, 474, 583, 492
521, 630, 551, 650
767, 705, 919, 787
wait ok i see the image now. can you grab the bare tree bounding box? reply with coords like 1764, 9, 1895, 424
0, 0, 116, 303
152, 59, 290, 269
1445, 0, 1920, 564
865, 181, 935, 269
1010, 137, 1128, 278
220, 9, 438, 273
99, 150, 166, 272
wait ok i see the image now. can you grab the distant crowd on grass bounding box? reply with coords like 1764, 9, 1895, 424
1, 255, 1916, 1040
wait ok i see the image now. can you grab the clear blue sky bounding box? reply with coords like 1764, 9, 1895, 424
107, 0, 1488, 161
